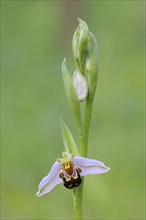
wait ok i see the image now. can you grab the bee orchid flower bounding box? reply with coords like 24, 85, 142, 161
36, 153, 110, 197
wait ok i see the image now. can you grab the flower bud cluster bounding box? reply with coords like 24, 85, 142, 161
72, 18, 99, 99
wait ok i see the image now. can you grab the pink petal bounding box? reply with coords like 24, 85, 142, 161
73, 156, 110, 176
36, 161, 62, 197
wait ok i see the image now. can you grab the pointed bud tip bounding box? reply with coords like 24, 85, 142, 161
77, 18, 88, 28
77, 17, 83, 24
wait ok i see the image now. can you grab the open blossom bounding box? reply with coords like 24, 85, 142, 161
36, 153, 110, 197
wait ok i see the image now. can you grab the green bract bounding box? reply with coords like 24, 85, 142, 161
84, 32, 98, 99
62, 59, 82, 135
60, 118, 79, 156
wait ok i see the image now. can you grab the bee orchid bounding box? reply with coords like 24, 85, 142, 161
36, 153, 110, 197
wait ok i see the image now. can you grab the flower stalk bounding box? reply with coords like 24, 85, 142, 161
75, 96, 93, 220
72, 19, 99, 219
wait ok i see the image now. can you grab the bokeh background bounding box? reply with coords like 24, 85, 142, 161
1, 1, 145, 219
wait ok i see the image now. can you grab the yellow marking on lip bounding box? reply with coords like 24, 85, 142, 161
61, 159, 74, 171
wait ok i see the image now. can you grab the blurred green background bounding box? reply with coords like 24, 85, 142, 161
1, 1, 145, 219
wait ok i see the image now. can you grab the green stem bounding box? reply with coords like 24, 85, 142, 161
81, 97, 93, 157
74, 96, 94, 220
74, 183, 83, 219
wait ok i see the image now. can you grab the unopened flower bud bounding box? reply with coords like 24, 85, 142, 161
84, 32, 98, 98
73, 70, 88, 101
72, 18, 90, 74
